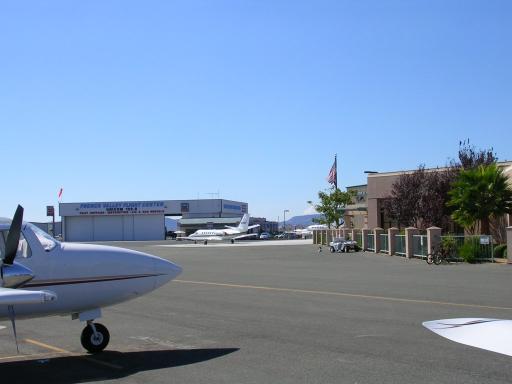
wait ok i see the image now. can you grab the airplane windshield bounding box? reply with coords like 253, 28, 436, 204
26, 223, 59, 251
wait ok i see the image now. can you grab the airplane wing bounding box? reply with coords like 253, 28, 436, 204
233, 233, 259, 240
0, 287, 57, 305
224, 225, 260, 231
423, 318, 512, 356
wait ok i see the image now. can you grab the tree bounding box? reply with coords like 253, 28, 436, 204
384, 166, 425, 228
383, 166, 455, 229
447, 164, 512, 235
455, 139, 497, 169
308, 189, 355, 228
385, 141, 499, 230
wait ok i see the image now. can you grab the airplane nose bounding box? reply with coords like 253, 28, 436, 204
153, 257, 182, 286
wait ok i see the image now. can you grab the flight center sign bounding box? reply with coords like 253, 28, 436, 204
76, 201, 166, 216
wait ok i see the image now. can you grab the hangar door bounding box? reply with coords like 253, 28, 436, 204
65, 215, 164, 241
65, 216, 94, 242
133, 215, 164, 240
93, 216, 124, 241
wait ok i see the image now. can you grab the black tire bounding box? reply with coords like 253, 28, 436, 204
330, 246, 335, 253
231, 239, 235, 244
426, 254, 434, 264
204, 240, 208, 245
434, 254, 442, 265
81, 323, 110, 353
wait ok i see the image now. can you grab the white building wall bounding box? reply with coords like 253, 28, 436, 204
123, 215, 134, 241
60, 199, 247, 242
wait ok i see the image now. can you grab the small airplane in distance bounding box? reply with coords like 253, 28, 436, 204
0, 205, 182, 353
184, 213, 259, 244
423, 318, 512, 356
294, 224, 330, 238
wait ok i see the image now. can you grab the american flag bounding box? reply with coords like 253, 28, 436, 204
327, 157, 337, 186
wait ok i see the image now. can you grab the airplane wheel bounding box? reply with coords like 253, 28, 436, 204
231, 239, 234, 244
81, 323, 110, 353
204, 240, 208, 245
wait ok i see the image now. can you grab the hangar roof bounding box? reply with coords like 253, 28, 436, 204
179, 218, 240, 225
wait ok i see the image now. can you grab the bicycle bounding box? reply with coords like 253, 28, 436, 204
426, 243, 456, 265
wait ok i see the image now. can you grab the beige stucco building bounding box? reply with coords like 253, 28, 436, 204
364, 161, 512, 230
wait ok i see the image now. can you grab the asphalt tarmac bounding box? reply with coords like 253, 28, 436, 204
1, 240, 512, 383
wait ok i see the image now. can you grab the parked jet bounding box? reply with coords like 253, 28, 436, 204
423, 318, 512, 356
184, 213, 259, 244
0, 205, 182, 353
294, 224, 329, 238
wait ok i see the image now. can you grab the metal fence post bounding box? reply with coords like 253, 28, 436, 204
362, 228, 370, 251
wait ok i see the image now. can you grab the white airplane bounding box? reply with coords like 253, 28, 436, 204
294, 224, 329, 238
423, 318, 512, 356
0, 205, 182, 353
184, 213, 259, 244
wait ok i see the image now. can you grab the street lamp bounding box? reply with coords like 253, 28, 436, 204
283, 209, 289, 233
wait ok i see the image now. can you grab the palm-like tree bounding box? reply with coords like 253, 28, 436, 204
448, 164, 512, 234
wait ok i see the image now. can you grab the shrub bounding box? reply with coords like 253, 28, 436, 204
494, 244, 507, 259
459, 237, 480, 263
441, 235, 458, 259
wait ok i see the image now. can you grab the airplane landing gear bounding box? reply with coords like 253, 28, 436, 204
204, 240, 208, 245
81, 321, 110, 353
231, 239, 235, 244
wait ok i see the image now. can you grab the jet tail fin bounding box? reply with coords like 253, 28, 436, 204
237, 214, 250, 232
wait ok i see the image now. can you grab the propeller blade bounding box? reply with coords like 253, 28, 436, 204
4, 205, 24, 265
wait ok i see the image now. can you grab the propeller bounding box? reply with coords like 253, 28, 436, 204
1, 205, 34, 288
3, 205, 24, 265
1, 205, 33, 353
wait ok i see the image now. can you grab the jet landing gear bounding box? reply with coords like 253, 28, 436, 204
81, 321, 110, 353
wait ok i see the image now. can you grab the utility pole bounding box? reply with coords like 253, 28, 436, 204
283, 209, 289, 233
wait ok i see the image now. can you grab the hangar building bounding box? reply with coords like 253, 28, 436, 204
60, 199, 248, 242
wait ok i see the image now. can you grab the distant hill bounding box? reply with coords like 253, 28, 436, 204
285, 214, 324, 228
164, 217, 178, 231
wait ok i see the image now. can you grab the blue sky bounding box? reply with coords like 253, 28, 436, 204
1, 0, 511, 222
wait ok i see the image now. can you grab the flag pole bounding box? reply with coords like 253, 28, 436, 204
334, 154, 338, 190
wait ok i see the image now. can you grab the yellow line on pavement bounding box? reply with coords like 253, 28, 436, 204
0, 352, 55, 361
175, 279, 512, 311
23, 338, 123, 370
24, 338, 70, 354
